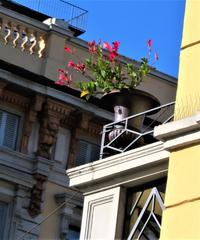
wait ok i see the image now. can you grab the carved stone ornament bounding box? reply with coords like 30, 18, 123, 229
28, 174, 47, 217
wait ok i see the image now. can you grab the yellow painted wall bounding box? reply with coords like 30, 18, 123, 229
174, 0, 200, 120
161, 144, 200, 238
39, 181, 69, 240
160, 0, 200, 238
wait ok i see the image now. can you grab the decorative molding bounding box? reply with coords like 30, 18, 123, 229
20, 94, 45, 153
55, 191, 83, 239
36, 98, 75, 160
79, 112, 103, 136
67, 129, 78, 169
67, 141, 169, 193
154, 112, 200, 150
32, 156, 54, 177
0, 163, 34, 188
55, 191, 83, 208
28, 173, 47, 217
0, 69, 113, 121
0, 80, 8, 95
46, 98, 75, 118
80, 187, 123, 240
36, 98, 76, 161
0, 90, 29, 109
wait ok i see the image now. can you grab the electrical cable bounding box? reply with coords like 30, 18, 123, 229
18, 187, 82, 240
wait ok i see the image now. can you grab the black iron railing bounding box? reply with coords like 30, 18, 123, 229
8, 0, 88, 32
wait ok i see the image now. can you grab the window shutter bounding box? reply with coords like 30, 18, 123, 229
3, 112, 19, 150
0, 110, 19, 150
76, 140, 89, 166
76, 140, 100, 166
54, 128, 71, 166
28, 120, 40, 155
90, 144, 100, 162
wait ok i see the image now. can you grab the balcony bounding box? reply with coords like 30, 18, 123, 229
67, 101, 175, 239
1, 0, 88, 36
100, 101, 175, 159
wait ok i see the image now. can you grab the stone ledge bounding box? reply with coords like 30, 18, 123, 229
154, 112, 200, 150
67, 141, 169, 193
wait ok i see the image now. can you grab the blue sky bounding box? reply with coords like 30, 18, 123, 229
14, 0, 186, 78
70, 0, 186, 78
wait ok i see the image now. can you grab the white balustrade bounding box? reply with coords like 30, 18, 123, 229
0, 19, 46, 58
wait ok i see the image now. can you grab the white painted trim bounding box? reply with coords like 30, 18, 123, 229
154, 112, 200, 150
67, 141, 169, 192
80, 187, 122, 240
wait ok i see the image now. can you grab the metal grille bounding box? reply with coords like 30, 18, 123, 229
100, 101, 175, 159
8, 0, 88, 32
124, 184, 165, 240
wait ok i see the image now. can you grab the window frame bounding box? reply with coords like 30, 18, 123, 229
75, 139, 100, 166
0, 181, 15, 240
0, 106, 23, 151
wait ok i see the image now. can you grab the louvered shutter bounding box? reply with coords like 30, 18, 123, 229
3, 112, 19, 150
76, 140, 100, 166
0, 110, 19, 150
76, 140, 89, 166
90, 144, 100, 162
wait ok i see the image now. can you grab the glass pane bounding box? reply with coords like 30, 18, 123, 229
68, 226, 80, 240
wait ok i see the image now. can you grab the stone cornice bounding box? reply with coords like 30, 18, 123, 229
154, 113, 200, 150
0, 69, 113, 121
1, 90, 29, 109
45, 98, 75, 118
67, 141, 169, 193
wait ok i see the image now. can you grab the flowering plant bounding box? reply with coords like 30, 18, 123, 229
56, 39, 158, 100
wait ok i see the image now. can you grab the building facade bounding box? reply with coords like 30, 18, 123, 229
67, 1, 200, 239
0, 0, 177, 239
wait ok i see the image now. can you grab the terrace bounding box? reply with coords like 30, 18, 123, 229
0, 0, 88, 36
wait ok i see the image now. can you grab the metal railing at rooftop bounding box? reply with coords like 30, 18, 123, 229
100, 101, 175, 159
8, 0, 88, 32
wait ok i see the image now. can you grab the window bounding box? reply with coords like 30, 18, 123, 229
68, 225, 80, 240
28, 120, 40, 155
54, 127, 71, 167
76, 140, 100, 166
0, 201, 9, 240
0, 110, 19, 150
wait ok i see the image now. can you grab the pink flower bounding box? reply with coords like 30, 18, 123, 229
88, 40, 97, 54
68, 61, 85, 72
112, 41, 120, 52
64, 46, 73, 54
147, 39, 153, 50
155, 52, 159, 61
103, 41, 120, 62
109, 52, 118, 61
76, 63, 86, 72
56, 69, 72, 86
68, 60, 76, 68
103, 42, 112, 51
